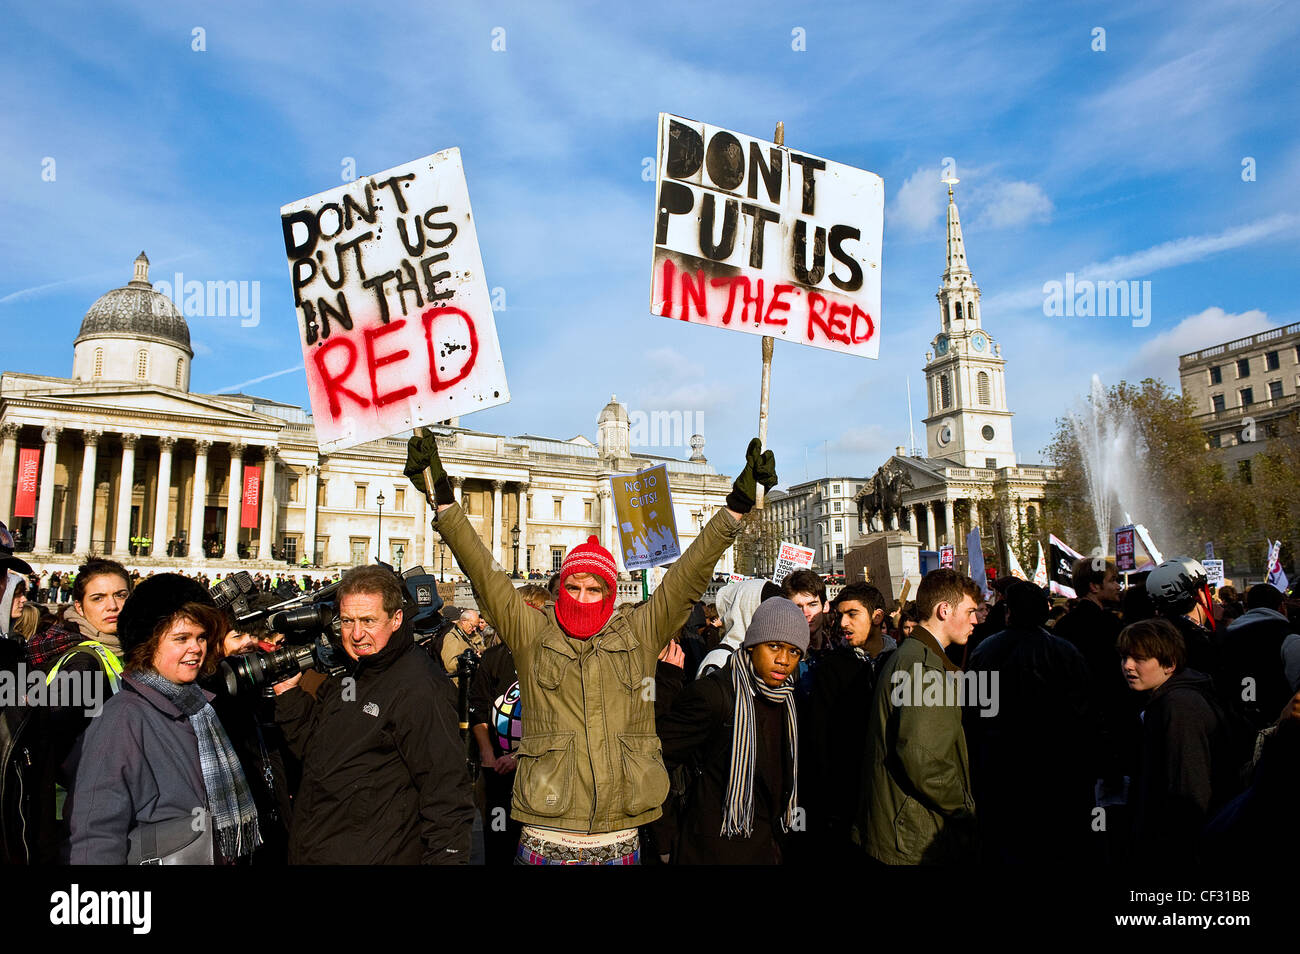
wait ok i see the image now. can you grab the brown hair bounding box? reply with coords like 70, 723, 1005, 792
517, 584, 550, 610
781, 568, 827, 603
915, 569, 981, 623
1071, 557, 1116, 599
126, 601, 226, 674
1116, 617, 1185, 670
337, 565, 405, 616
72, 559, 132, 605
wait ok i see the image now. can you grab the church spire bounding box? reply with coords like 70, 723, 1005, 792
936, 177, 981, 331
941, 180, 976, 287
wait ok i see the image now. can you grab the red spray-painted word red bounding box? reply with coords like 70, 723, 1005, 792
657, 259, 874, 346
310, 306, 480, 420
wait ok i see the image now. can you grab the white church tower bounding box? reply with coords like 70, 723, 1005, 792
922, 179, 1016, 469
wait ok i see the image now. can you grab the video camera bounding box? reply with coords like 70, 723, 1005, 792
210, 564, 446, 697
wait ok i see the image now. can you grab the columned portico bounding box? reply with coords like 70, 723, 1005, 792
187, 440, 211, 559
112, 433, 139, 557
151, 437, 176, 558
0, 423, 19, 526
73, 430, 101, 555
224, 443, 245, 560
516, 482, 529, 574
491, 480, 504, 564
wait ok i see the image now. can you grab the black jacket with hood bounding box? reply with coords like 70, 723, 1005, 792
275, 613, 473, 864
1131, 667, 1236, 862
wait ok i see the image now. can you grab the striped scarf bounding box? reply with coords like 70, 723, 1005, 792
721, 656, 799, 838
135, 671, 262, 860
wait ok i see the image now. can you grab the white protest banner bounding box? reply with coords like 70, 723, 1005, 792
611, 463, 681, 571
772, 540, 815, 586
728, 573, 748, 584
1202, 559, 1224, 589
1032, 542, 1048, 588
650, 113, 884, 358
281, 149, 509, 453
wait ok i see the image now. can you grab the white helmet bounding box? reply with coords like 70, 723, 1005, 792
1145, 557, 1208, 615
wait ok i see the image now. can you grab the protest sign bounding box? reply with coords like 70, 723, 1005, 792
13, 448, 39, 519
281, 149, 509, 452
650, 113, 884, 358
939, 544, 954, 569
1114, 525, 1136, 572
1032, 541, 1048, 588
728, 573, 748, 583
611, 463, 681, 571
1202, 559, 1224, 589
1266, 539, 1289, 593
1049, 533, 1082, 598
772, 541, 815, 585
240, 466, 261, 528
966, 527, 991, 600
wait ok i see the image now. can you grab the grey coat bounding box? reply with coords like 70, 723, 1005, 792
67, 673, 211, 864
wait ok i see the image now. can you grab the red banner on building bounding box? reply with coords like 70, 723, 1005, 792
240, 466, 261, 528
13, 447, 40, 518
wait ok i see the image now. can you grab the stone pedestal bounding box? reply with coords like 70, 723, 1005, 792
844, 530, 921, 604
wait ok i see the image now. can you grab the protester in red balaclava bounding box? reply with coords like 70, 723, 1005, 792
554, 536, 618, 639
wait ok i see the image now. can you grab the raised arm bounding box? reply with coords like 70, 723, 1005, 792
634, 437, 775, 654
405, 433, 538, 654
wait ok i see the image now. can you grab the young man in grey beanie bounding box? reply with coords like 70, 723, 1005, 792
657, 597, 808, 864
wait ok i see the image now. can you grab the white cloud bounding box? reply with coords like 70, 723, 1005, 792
1126, 307, 1276, 383
889, 166, 944, 234
984, 214, 1300, 311
976, 180, 1053, 229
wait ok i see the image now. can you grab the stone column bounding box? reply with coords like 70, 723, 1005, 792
491, 480, 504, 564
73, 430, 101, 555
926, 501, 938, 551
0, 423, 19, 526
151, 437, 176, 558
304, 465, 320, 566
943, 498, 955, 548
599, 488, 614, 556
968, 499, 979, 537
516, 482, 529, 575
187, 440, 211, 559
224, 443, 245, 560
258, 446, 278, 561
450, 476, 463, 505
112, 433, 139, 557
34, 426, 62, 552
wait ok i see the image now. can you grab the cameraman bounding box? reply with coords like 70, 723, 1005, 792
272, 566, 473, 864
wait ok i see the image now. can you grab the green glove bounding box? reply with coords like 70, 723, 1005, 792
404, 432, 455, 506
727, 438, 778, 514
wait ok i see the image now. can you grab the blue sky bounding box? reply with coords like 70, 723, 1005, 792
2, 0, 1297, 488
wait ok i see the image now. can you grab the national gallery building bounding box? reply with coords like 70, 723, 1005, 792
0, 253, 735, 578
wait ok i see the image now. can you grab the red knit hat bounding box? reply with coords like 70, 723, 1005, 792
560, 536, 617, 591
556, 536, 618, 639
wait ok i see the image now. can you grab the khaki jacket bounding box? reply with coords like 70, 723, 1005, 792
856, 625, 977, 864
435, 502, 740, 832
441, 625, 485, 686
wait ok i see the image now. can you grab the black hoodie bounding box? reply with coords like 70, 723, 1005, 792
1132, 667, 1235, 863
275, 615, 473, 864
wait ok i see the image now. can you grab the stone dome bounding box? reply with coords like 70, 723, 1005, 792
74, 252, 191, 353
598, 394, 628, 425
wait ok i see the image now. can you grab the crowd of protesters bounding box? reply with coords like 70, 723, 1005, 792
2, 435, 1298, 865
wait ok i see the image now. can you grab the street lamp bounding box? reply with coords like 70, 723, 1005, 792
511, 523, 520, 578
395, 544, 404, 574
437, 538, 445, 582
376, 490, 385, 562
